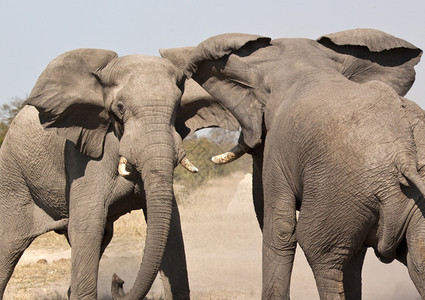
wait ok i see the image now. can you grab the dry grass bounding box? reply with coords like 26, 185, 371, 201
29, 231, 69, 251
6, 258, 70, 300
11, 258, 70, 287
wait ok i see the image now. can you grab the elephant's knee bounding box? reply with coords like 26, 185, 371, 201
264, 215, 296, 251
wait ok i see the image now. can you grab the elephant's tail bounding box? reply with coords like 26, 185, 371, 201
399, 166, 425, 196
377, 163, 425, 260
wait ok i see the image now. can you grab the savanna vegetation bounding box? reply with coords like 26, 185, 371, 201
0, 97, 25, 146
174, 128, 252, 195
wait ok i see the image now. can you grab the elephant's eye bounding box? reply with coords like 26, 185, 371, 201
116, 102, 126, 115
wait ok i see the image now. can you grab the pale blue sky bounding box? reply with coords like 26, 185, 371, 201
1, 0, 424, 106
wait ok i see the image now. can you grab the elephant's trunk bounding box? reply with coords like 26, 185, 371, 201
111, 121, 176, 300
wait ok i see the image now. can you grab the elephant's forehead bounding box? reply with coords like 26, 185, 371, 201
116, 55, 179, 74
125, 73, 181, 97
105, 55, 183, 88
111, 72, 182, 102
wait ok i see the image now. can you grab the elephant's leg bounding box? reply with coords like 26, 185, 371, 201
343, 246, 366, 300
67, 184, 107, 300
65, 222, 113, 299
68, 210, 105, 299
65, 212, 113, 258
405, 207, 425, 298
0, 186, 68, 298
1, 217, 67, 298
297, 203, 367, 300
298, 214, 347, 299
144, 197, 190, 300
67, 222, 113, 300
0, 230, 35, 298
311, 267, 345, 300
262, 166, 297, 299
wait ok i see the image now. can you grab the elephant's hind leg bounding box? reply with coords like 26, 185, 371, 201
0, 209, 62, 297
0, 235, 35, 298
297, 213, 349, 299
262, 164, 297, 299
297, 192, 371, 300
343, 247, 366, 300
0, 183, 34, 298
0, 195, 68, 298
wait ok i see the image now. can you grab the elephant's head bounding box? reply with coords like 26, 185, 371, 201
161, 28, 422, 163
25, 48, 238, 299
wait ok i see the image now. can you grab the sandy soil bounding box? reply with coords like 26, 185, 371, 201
4, 173, 422, 299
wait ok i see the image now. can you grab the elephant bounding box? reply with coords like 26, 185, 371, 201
160, 29, 425, 299
0, 48, 238, 299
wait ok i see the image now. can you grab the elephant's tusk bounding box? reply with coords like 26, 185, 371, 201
118, 156, 131, 176
210, 143, 250, 165
180, 157, 199, 173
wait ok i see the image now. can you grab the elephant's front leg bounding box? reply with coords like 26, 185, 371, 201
157, 198, 190, 300
67, 181, 108, 299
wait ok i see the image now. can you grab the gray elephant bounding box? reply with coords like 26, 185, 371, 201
0, 49, 237, 299
161, 29, 425, 299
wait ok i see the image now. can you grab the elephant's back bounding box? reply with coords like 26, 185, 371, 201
279, 79, 407, 153
271, 79, 412, 193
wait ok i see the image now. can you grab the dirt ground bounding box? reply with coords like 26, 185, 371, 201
4, 172, 422, 299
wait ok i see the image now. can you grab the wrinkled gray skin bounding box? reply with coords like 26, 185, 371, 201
0, 49, 237, 300
162, 29, 425, 299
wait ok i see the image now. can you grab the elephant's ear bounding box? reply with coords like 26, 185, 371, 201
183, 33, 271, 78
317, 28, 422, 96
160, 47, 195, 74
162, 34, 271, 149
26, 48, 118, 158
160, 47, 239, 138
177, 78, 239, 139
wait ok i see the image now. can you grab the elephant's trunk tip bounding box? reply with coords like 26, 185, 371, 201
111, 273, 125, 299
